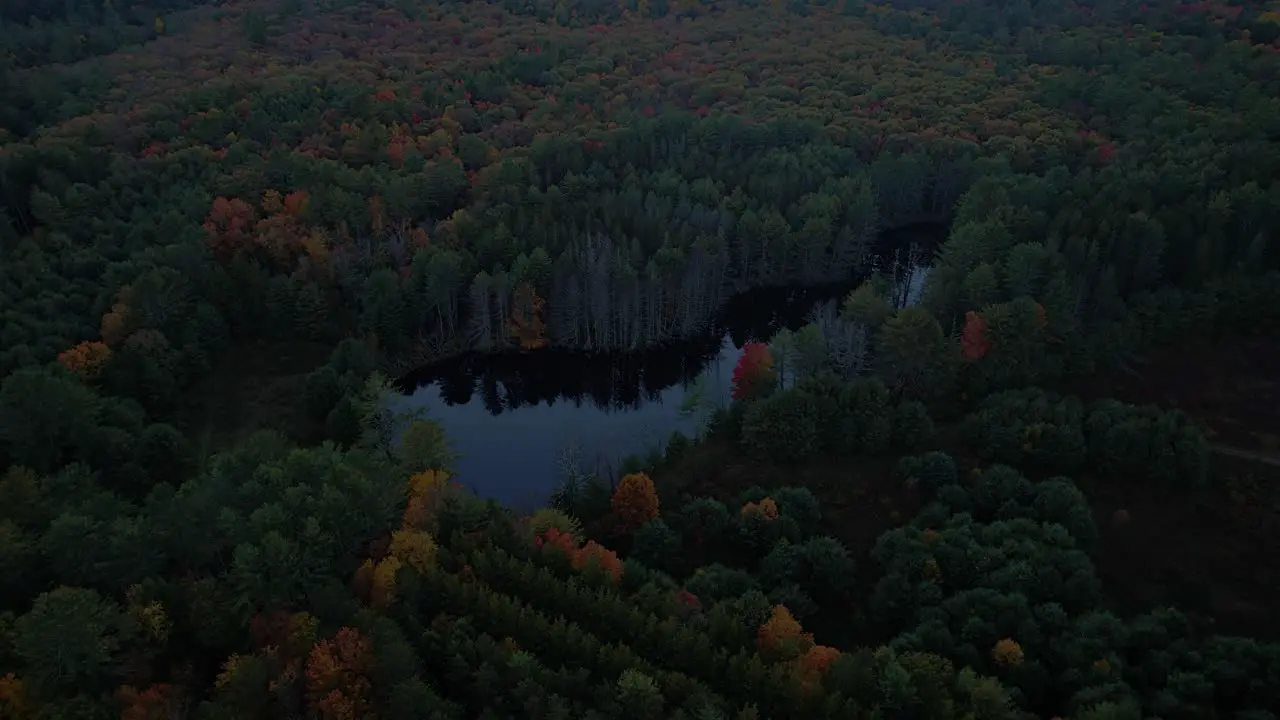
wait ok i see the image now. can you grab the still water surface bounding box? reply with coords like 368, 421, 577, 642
399, 224, 941, 507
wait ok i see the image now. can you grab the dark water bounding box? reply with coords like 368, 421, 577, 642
398, 223, 945, 508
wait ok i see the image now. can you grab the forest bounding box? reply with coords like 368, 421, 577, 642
2, 0, 1279, 717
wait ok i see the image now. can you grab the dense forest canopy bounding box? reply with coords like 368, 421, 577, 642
1, 0, 1279, 718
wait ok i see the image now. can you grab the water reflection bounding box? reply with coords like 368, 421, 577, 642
399, 223, 942, 506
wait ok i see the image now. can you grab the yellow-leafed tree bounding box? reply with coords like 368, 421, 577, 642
389, 528, 437, 573
370, 556, 402, 610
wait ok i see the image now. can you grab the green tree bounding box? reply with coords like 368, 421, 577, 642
740, 389, 821, 463
396, 418, 458, 473
14, 586, 133, 699
842, 279, 893, 330
876, 307, 952, 397
615, 668, 664, 719
0, 368, 100, 474
631, 518, 682, 575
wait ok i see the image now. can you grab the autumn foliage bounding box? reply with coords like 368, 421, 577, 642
403, 469, 452, 532
370, 556, 403, 609
992, 637, 1026, 668
731, 342, 776, 401
249, 611, 319, 658
389, 527, 438, 573
533, 528, 622, 582
792, 644, 842, 691
0, 674, 29, 720
571, 540, 624, 583
611, 472, 660, 532
961, 310, 992, 360
508, 284, 550, 350
535, 526, 578, 557
757, 605, 814, 662
204, 191, 327, 273
305, 627, 375, 720
57, 341, 111, 381
203, 196, 256, 258
741, 497, 780, 521
117, 683, 184, 720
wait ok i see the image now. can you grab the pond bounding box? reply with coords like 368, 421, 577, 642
398, 222, 945, 508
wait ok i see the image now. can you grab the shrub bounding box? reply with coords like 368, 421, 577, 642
1085, 400, 1209, 487
740, 388, 821, 463
892, 401, 936, 452
963, 388, 1087, 473
895, 452, 959, 492
685, 564, 761, 604
630, 518, 683, 575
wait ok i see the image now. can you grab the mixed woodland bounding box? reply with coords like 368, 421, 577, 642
2, 0, 1280, 717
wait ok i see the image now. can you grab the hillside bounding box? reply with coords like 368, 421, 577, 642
1, 0, 1279, 718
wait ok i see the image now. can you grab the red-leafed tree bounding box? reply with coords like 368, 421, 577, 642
253, 190, 313, 270
204, 196, 257, 259
535, 527, 578, 558
960, 310, 992, 360
731, 342, 776, 401
117, 683, 184, 720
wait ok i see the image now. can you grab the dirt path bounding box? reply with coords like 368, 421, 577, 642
1212, 444, 1280, 468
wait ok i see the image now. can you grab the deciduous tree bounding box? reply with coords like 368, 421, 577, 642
508, 284, 550, 350
572, 540, 623, 583
876, 307, 952, 396
731, 342, 776, 401
611, 472, 660, 532
305, 628, 374, 720
757, 605, 813, 662
960, 310, 991, 360
370, 556, 402, 609
389, 528, 437, 573
56, 341, 111, 381
14, 586, 132, 699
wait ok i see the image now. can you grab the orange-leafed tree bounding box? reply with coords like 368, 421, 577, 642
57, 341, 111, 381
117, 683, 184, 720
731, 342, 776, 400
403, 469, 452, 532
757, 605, 814, 662
305, 628, 374, 720
960, 310, 992, 360
791, 644, 841, 691
611, 472, 660, 533
572, 540, 623, 583
508, 284, 549, 350
408, 226, 431, 251
100, 287, 134, 347
741, 497, 780, 521
0, 674, 30, 720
